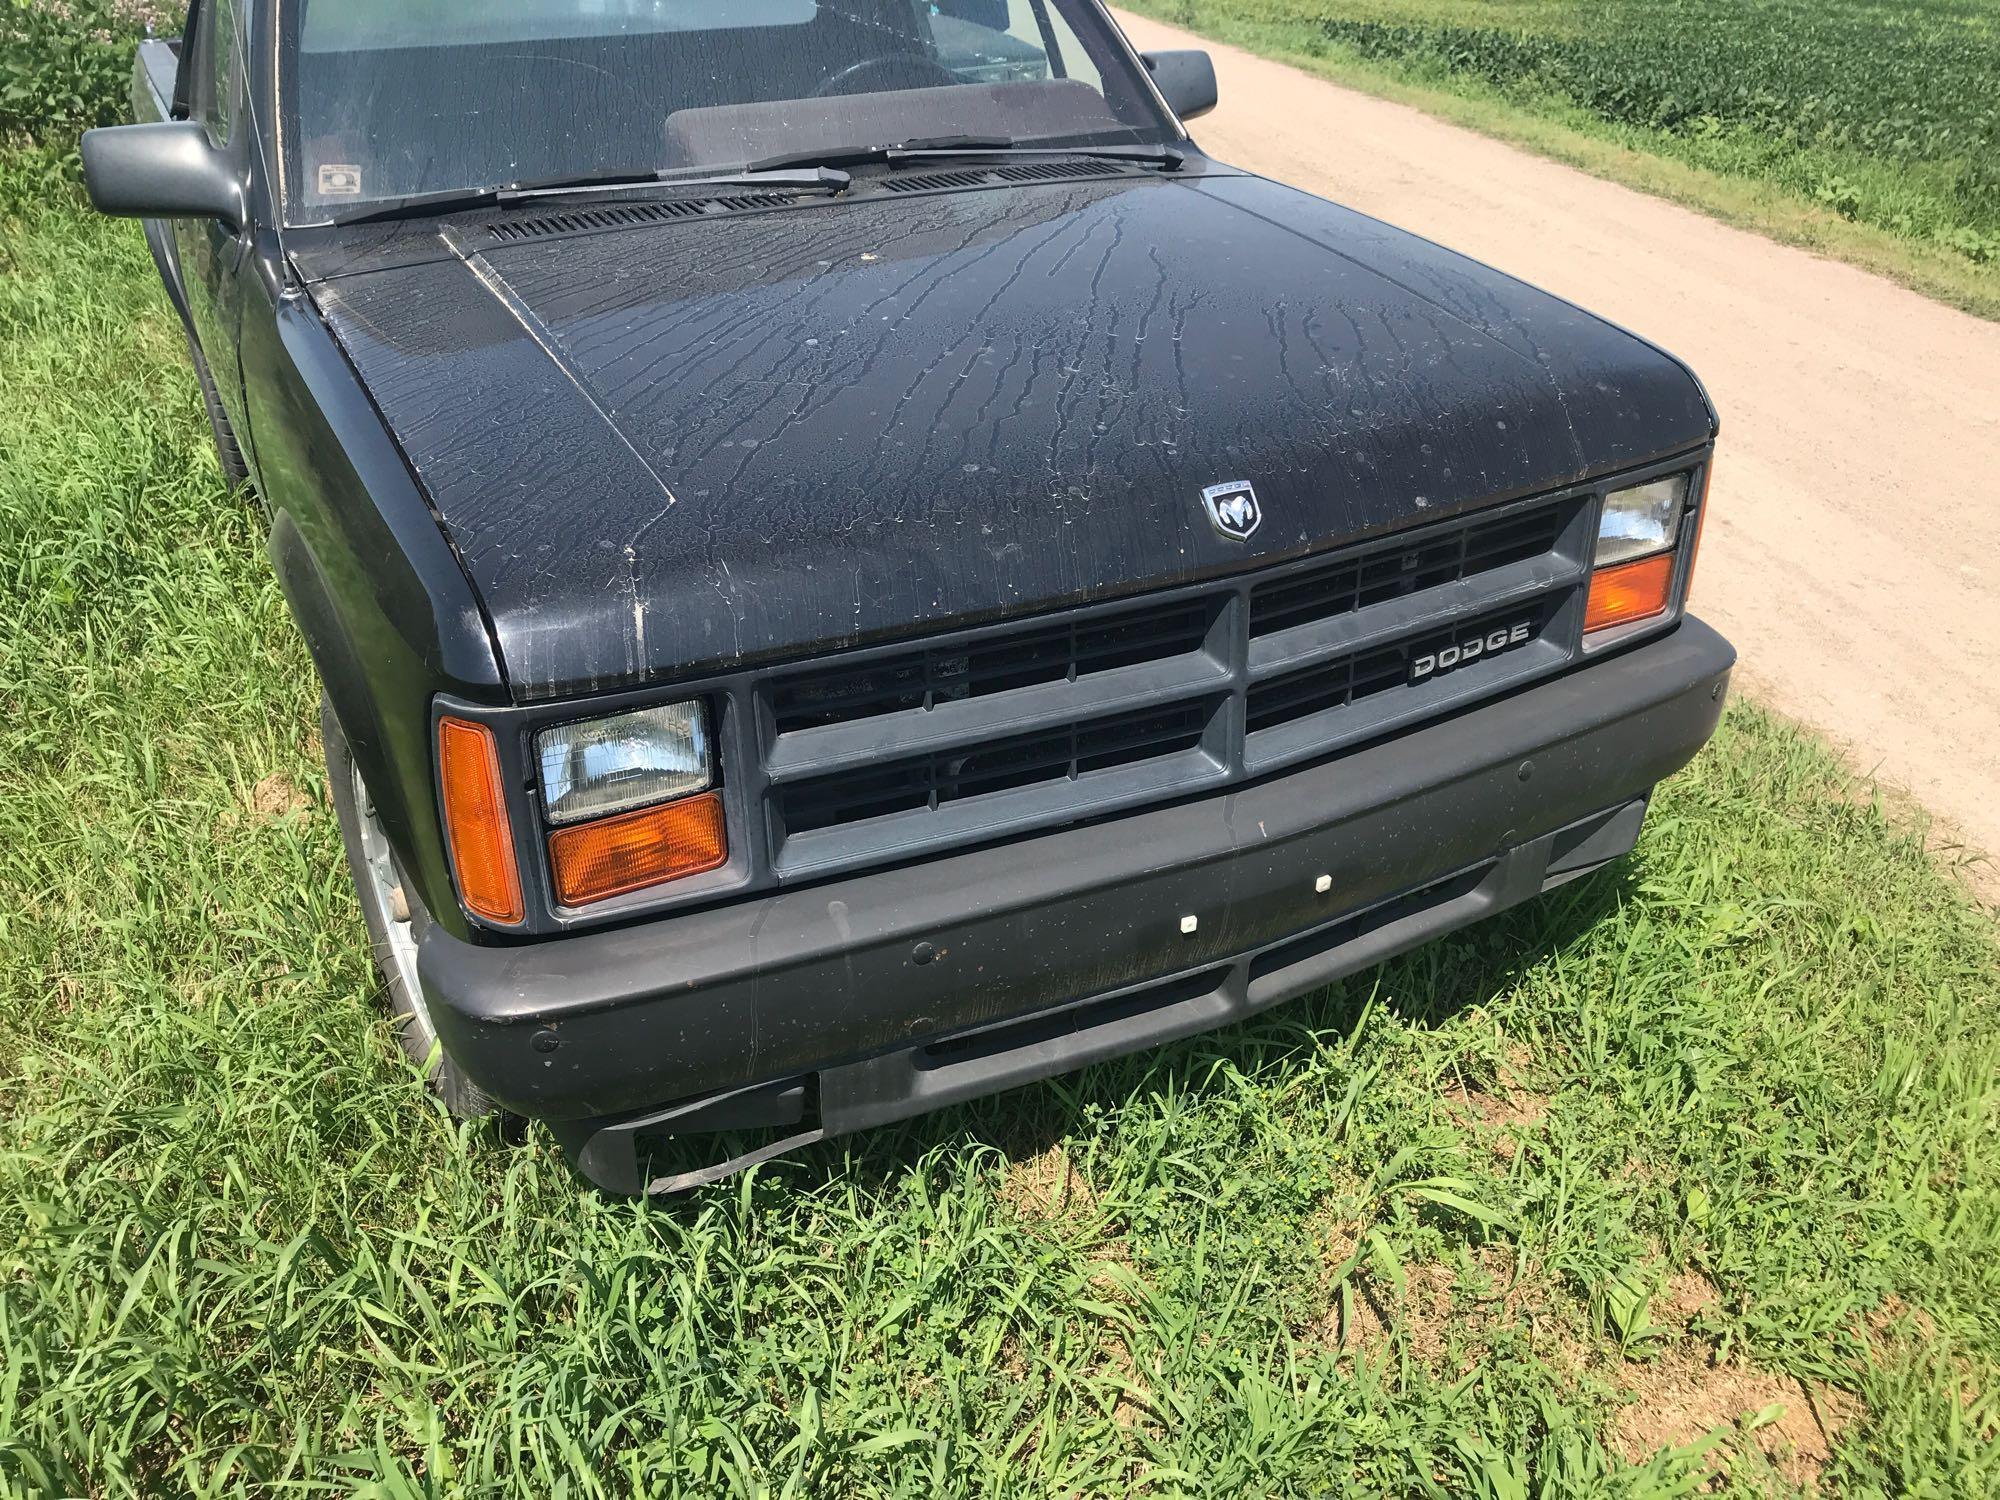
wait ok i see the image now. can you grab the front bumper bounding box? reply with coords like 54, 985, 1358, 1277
421, 617, 1734, 1191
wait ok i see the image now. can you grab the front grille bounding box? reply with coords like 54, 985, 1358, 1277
759, 490, 1593, 877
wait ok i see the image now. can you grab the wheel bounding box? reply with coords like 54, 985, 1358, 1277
322, 695, 499, 1121
187, 331, 251, 492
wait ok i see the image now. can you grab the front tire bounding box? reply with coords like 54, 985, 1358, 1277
187, 333, 252, 493
322, 696, 499, 1121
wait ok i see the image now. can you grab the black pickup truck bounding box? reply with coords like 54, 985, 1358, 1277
86, 0, 1732, 1193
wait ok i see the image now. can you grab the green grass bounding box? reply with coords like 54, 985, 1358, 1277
3, 194, 1999, 1497
1121, 0, 2000, 320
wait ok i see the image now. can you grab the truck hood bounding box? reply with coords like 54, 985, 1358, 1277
307, 168, 1712, 700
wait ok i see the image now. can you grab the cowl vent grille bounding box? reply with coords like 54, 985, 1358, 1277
885, 158, 1130, 193
882, 169, 991, 193
481, 161, 1135, 241
990, 158, 1128, 183
485, 193, 796, 242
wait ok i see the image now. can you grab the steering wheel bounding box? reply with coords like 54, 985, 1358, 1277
812, 52, 962, 98
495, 50, 655, 114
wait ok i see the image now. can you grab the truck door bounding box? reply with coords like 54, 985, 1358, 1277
171, 0, 252, 451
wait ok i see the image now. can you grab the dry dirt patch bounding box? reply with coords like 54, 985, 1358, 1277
1442, 1067, 1551, 1162
997, 1143, 1158, 1427
1326, 1246, 1560, 1372
1448, 1086, 1550, 1131
249, 772, 312, 820
998, 1140, 1100, 1224
1319, 1247, 1864, 1486
1860, 1296, 1988, 1429
1332, 1259, 1461, 1365
1653, 1269, 1721, 1335
1613, 1347, 1862, 1491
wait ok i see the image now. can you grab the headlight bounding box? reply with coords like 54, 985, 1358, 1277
1594, 474, 1687, 567
536, 701, 711, 825
1584, 471, 1697, 637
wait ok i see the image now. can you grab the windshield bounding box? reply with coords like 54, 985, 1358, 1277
279, 0, 1178, 221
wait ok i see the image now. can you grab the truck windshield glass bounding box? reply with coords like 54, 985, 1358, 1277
279, 0, 1176, 222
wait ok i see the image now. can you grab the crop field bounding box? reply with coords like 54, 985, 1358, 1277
2, 191, 1998, 1495
1123, 0, 2000, 310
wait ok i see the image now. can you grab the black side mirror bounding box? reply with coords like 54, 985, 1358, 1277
1141, 49, 1218, 122
81, 121, 243, 230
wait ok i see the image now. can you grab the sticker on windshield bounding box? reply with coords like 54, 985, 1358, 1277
318, 164, 363, 196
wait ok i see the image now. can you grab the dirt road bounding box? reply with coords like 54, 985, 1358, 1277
1116, 10, 2000, 873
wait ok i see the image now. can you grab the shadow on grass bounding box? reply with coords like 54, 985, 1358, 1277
609, 854, 1640, 1208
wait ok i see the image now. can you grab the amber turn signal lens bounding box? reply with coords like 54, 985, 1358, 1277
1584, 552, 1675, 635
549, 790, 727, 907
438, 717, 525, 926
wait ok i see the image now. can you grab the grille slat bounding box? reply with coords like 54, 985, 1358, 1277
782, 701, 1213, 835
770, 598, 1215, 735
1249, 502, 1568, 638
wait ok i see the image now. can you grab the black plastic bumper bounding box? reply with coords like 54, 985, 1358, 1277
420, 617, 1733, 1190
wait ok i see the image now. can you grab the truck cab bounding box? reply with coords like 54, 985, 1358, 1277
86, 0, 1731, 1193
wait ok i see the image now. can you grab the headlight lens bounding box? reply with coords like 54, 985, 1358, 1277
537, 701, 710, 826
1595, 474, 1688, 566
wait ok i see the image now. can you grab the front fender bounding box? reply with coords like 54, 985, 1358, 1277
247, 292, 508, 940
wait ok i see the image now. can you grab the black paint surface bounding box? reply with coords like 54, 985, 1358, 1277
308, 169, 1712, 701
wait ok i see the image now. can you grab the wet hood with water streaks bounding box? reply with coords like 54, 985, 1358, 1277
306, 168, 1713, 701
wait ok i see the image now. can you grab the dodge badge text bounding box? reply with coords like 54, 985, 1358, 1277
1412, 620, 1537, 682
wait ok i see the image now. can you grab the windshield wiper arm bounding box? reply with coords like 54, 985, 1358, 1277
743, 136, 1014, 174
332, 165, 849, 225
495, 165, 849, 204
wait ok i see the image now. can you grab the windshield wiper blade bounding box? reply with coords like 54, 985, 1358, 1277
743, 136, 1015, 174
744, 137, 1184, 177
330, 188, 512, 226
332, 166, 848, 225
886, 142, 1185, 169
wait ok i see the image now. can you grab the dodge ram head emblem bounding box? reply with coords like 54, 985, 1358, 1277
1201, 481, 1262, 541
